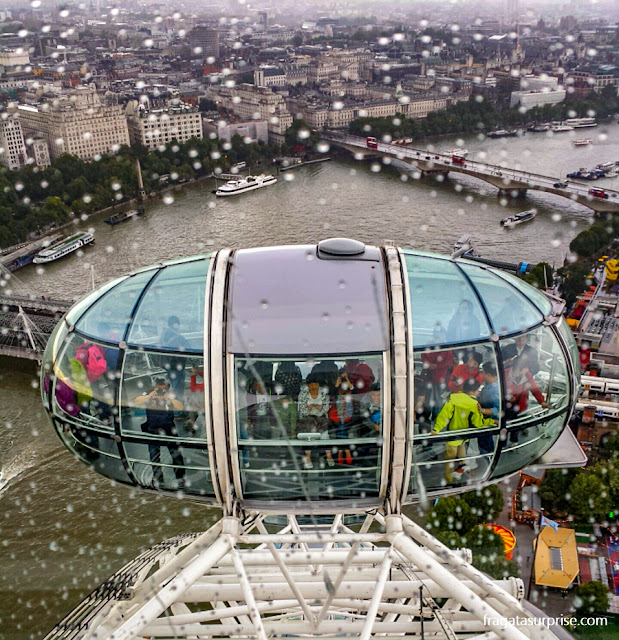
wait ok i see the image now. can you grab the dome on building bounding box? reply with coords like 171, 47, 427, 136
41, 242, 580, 513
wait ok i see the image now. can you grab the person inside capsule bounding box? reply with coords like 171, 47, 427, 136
236, 356, 382, 498
134, 378, 186, 488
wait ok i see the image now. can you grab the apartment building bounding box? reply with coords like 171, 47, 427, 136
189, 27, 220, 59
0, 113, 26, 170
126, 102, 203, 150
203, 119, 269, 143
291, 94, 452, 130
207, 84, 293, 142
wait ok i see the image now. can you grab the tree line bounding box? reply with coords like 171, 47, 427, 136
348, 85, 619, 140
538, 437, 618, 524
0, 135, 282, 249
424, 485, 519, 580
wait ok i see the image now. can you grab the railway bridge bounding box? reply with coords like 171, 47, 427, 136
325, 133, 619, 214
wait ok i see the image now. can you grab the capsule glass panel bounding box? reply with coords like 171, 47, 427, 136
490, 267, 554, 317
500, 325, 569, 428
414, 342, 500, 434
74, 271, 155, 341
234, 355, 383, 502
458, 263, 544, 336
411, 341, 499, 493
64, 275, 127, 326
490, 413, 567, 479
127, 259, 209, 352
403, 253, 491, 348
411, 428, 500, 494
119, 348, 214, 496
53, 419, 131, 484
49, 332, 118, 431
557, 317, 581, 383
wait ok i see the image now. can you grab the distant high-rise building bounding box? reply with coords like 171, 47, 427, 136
505, 0, 519, 23
189, 27, 220, 60
0, 113, 26, 170
259, 11, 268, 30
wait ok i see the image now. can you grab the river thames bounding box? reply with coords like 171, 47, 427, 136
1, 123, 619, 639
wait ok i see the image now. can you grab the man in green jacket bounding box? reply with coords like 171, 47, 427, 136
431, 379, 496, 484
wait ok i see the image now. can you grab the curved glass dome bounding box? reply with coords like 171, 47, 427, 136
41, 243, 580, 513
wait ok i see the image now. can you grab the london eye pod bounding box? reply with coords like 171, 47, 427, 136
40, 240, 586, 640
40, 238, 583, 513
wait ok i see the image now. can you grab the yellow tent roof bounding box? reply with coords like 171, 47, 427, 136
534, 527, 579, 589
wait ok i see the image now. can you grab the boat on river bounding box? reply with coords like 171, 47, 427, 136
487, 129, 519, 138
564, 117, 597, 128
573, 138, 592, 146
528, 123, 550, 133
551, 124, 574, 132
33, 231, 94, 264
567, 167, 603, 180
105, 209, 143, 225
501, 209, 537, 227
214, 174, 277, 197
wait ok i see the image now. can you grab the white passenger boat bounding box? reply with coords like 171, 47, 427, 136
33, 231, 94, 264
564, 117, 597, 128
446, 148, 468, 157
500, 209, 537, 227
551, 124, 574, 132
573, 138, 592, 146
214, 174, 277, 197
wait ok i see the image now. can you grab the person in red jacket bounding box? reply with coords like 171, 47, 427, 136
344, 359, 375, 395
505, 358, 552, 419
187, 363, 205, 433
448, 351, 483, 393
505, 357, 552, 443
328, 370, 358, 464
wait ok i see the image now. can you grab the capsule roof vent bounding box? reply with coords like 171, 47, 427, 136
317, 238, 366, 257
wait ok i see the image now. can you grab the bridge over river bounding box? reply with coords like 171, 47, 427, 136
0, 292, 71, 360
326, 133, 619, 214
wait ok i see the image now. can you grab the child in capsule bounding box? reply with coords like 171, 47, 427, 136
328, 370, 357, 465
448, 350, 483, 393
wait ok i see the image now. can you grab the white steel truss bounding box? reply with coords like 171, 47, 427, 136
45, 511, 565, 640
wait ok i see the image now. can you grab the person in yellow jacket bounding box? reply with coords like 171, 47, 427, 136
431, 378, 497, 484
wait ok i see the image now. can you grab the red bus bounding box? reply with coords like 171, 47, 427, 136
589, 188, 608, 199
366, 137, 378, 149
452, 155, 465, 164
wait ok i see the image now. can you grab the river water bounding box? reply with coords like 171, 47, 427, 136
1, 123, 619, 639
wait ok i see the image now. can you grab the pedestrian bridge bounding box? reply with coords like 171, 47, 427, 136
325, 133, 619, 214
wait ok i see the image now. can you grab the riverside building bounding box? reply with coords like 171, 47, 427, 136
17, 86, 129, 161
126, 101, 203, 150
